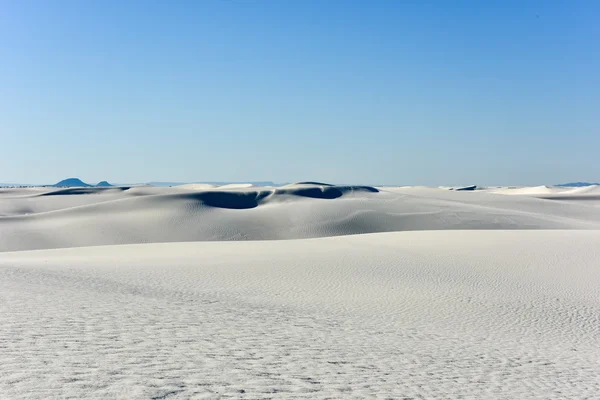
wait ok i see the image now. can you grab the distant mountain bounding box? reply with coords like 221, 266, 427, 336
53, 178, 92, 187
556, 182, 600, 187
96, 181, 113, 187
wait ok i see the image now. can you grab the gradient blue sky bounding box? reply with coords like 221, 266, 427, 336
1, 1, 598, 185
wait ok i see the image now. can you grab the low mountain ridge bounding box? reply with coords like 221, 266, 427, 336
53, 178, 91, 187
96, 181, 113, 187
556, 182, 600, 187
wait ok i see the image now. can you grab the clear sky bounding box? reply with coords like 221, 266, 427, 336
1, 0, 598, 185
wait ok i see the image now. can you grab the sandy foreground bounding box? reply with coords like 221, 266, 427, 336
1, 184, 600, 399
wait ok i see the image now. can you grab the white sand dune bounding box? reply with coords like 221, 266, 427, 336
489, 185, 563, 195
1, 183, 600, 398
563, 185, 600, 195
485, 185, 600, 206
177, 183, 219, 190
178, 183, 262, 190
2, 184, 600, 252
1, 231, 599, 398
216, 183, 256, 189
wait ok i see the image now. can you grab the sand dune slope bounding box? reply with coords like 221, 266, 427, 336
2, 184, 600, 252
1, 231, 599, 399
479, 185, 600, 206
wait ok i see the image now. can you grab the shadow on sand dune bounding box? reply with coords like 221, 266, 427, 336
294, 181, 335, 186
539, 195, 600, 201
39, 187, 131, 196
177, 191, 272, 209
174, 185, 379, 209
278, 185, 378, 200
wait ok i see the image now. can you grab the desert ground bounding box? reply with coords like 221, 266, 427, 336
1, 183, 600, 399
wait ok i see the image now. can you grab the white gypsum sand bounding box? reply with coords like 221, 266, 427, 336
1, 183, 600, 398
2, 184, 600, 252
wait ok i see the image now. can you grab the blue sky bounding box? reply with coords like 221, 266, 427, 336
1, 0, 598, 185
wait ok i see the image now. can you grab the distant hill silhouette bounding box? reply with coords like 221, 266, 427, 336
53, 178, 92, 187
556, 182, 600, 187
96, 181, 113, 187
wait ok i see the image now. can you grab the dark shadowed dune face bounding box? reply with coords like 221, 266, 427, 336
172, 185, 379, 209
294, 181, 335, 186
540, 195, 600, 202
454, 185, 477, 191
176, 190, 273, 209
280, 187, 344, 199
277, 185, 379, 200
38, 187, 131, 196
